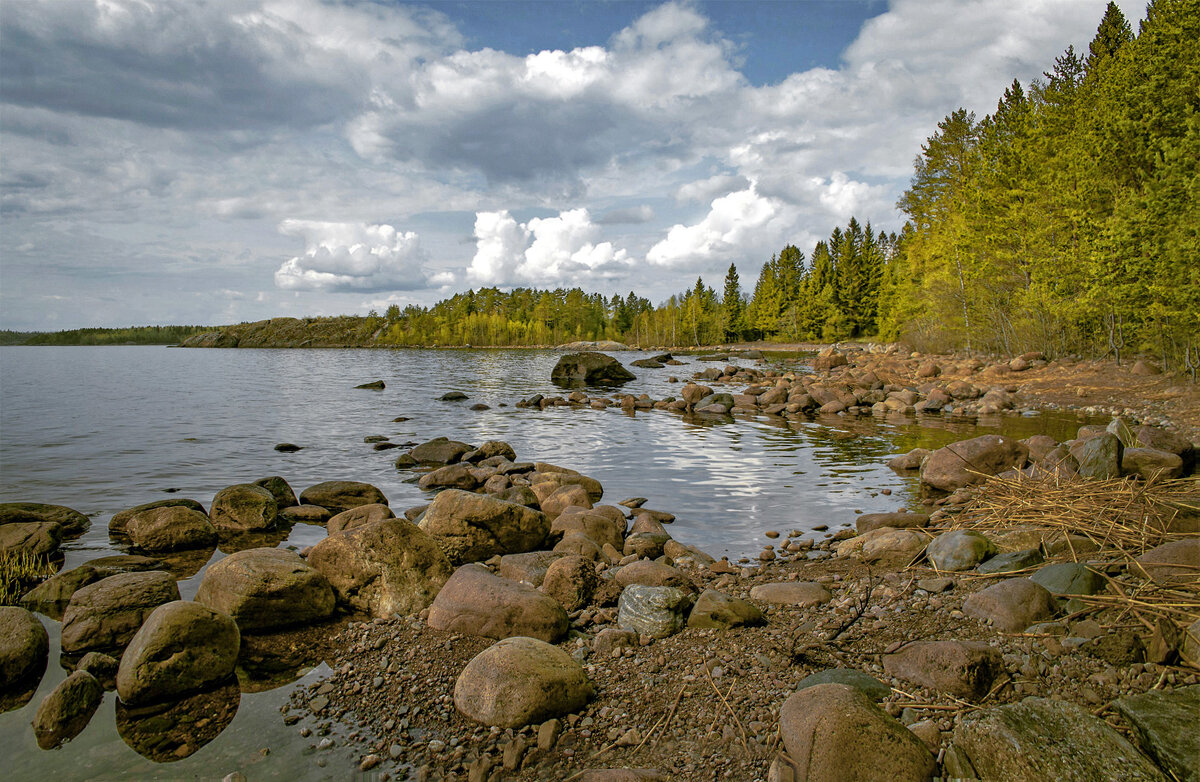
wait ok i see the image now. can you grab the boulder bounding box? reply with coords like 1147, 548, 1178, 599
856, 512, 929, 534
194, 548, 335, 631
949, 697, 1166, 781
531, 470, 605, 503
19, 557, 162, 619
883, 640, 1004, 700
253, 476, 298, 509
614, 560, 695, 593
116, 601, 240, 705
551, 352, 636, 386
1022, 435, 1060, 463
209, 484, 278, 532
0, 502, 89, 537
887, 449, 931, 472
1133, 540, 1200, 586
418, 463, 480, 491
298, 481, 388, 512
687, 589, 766, 630
539, 484, 593, 519
1122, 448, 1185, 480
1031, 563, 1107, 610
813, 350, 849, 372
555, 532, 606, 561
60, 571, 180, 654
109, 499, 207, 537
32, 670, 104, 749
1134, 426, 1195, 469
0, 521, 62, 556
920, 435, 1028, 491
463, 440, 517, 463
124, 505, 217, 551
574, 772, 665, 782
540, 556, 602, 612
778, 684, 935, 782
498, 551, 565, 587
0, 607, 48, 703
309, 518, 452, 618
1182, 619, 1200, 668
427, 564, 568, 643
409, 437, 474, 464
926, 530, 996, 571
454, 636, 594, 728
280, 504, 333, 524
962, 578, 1056, 631
975, 548, 1044, 575
855, 529, 929, 566
617, 585, 692, 639
1071, 433, 1123, 480
552, 510, 625, 551
749, 581, 832, 608
795, 669, 891, 701
326, 503, 395, 535
419, 490, 550, 565
1115, 685, 1200, 782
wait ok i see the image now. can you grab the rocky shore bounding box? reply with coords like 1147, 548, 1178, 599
2, 346, 1197, 781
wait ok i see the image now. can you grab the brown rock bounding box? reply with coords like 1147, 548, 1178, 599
498, 551, 565, 587
540, 556, 601, 611
540, 484, 593, 519
108, 499, 206, 536
0, 521, 62, 557
453, 636, 593, 728
419, 490, 550, 565
124, 505, 217, 551
856, 512, 930, 535
209, 484, 278, 532
253, 476, 298, 509
32, 670, 103, 749
883, 640, 1003, 700
61, 571, 180, 654
1121, 448, 1184, 480
749, 582, 831, 607
194, 548, 334, 631
298, 480, 388, 512
427, 564, 568, 643
778, 683, 935, 781
326, 503, 395, 535
1, 606, 48, 702
1133, 539, 1200, 586
116, 600, 240, 705
962, 577, 1056, 632
0, 502, 89, 537
552, 509, 625, 551
920, 435, 1028, 491
307, 518, 452, 618
613, 560, 695, 593
418, 463, 480, 491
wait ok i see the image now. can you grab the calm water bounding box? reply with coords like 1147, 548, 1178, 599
0, 346, 1100, 779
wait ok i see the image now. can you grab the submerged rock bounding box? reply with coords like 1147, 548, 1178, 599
32, 670, 103, 749
0, 607, 49, 710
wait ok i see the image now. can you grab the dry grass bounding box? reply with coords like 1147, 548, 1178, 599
0, 549, 57, 606
944, 471, 1200, 626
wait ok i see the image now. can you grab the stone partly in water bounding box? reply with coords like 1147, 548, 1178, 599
124, 505, 218, 551
60, 571, 181, 654
253, 476, 299, 509
920, 434, 1029, 491
0, 606, 49, 711
453, 636, 594, 728
116, 601, 240, 706
1114, 685, 1200, 782
116, 679, 240, 762
1072, 433, 1124, 480
550, 352, 636, 387
950, 697, 1167, 782
778, 683, 936, 782
0, 521, 63, 557
0, 502, 90, 537
617, 585, 692, 639
326, 503, 395, 535
20, 558, 163, 620
108, 498, 207, 536
427, 564, 568, 643
209, 483, 278, 532
308, 518, 452, 618
298, 481, 389, 513
194, 548, 335, 632
32, 670, 104, 749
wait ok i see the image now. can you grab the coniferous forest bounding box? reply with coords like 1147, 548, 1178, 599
374, 1, 1197, 372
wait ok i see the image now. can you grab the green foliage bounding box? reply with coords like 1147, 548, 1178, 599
0, 550, 56, 606
20, 324, 212, 346
884, 0, 1199, 371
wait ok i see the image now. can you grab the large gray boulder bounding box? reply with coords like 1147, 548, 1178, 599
307, 518, 452, 618
194, 548, 335, 631
949, 697, 1166, 781
419, 489, 550, 565
926, 530, 996, 571
454, 637, 594, 728
60, 571, 181, 654
298, 480, 388, 512
0, 502, 89, 537
551, 352, 636, 387
778, 683, 936, 782
116, 601, 240, 705
920, 435, 1029, 491
617, 585, 692, 639
209, 484, 278, 532
427, 564, 568, 643
1115, 685, 1200, 782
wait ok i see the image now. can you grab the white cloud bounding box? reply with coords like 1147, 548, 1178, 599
595, 204, 655, 224
274, 220, 431, 292
647, 184, 789, 269
467, 209, 634, 287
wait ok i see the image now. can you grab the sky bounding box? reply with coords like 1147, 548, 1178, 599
0, 0, 1146, 331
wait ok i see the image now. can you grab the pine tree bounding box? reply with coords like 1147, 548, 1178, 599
721, 263, 746, 342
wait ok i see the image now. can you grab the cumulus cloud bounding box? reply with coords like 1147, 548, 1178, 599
595, 205, 655, 225
467, 209, 634, 287
647, 184, 790, 269
274, 220, 431, 292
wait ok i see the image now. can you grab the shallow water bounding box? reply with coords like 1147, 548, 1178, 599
0, 346, 1102, 779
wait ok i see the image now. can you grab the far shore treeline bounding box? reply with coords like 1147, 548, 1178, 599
8, 3, 1196, 373
0, 325, 212, 346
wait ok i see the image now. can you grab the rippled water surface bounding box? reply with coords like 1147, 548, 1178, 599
0, 346, 1101, 779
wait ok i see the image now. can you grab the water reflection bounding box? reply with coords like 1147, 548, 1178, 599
115, 678, 240, 762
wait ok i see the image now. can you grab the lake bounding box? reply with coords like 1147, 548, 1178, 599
0, 346, 1099, 779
